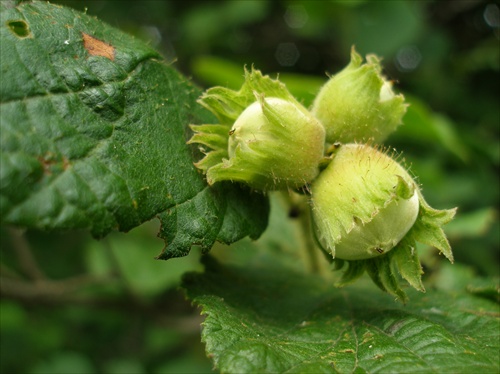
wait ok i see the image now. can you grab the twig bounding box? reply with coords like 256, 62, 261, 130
0, 262, 21, 279
7, 227, 46, 281
285, 191, 322, 273
0, 276, 202, 334
299, 204, 321, 273
0, 230, 202, 334
0, 273, 112, 299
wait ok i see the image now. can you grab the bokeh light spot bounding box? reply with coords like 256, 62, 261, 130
275, 42, 300, 67
484, 3, 499, 28
284, 5, 308, 29
395, 45, 422, 72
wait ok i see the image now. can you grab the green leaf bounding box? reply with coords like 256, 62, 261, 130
412, 190, 456, 263
156, 183, 269, 259
183, 255, 499, 374
432, 263, 500, 304
0, 2, 269, 257
445, 207, 497, 239
396, 95, 470, 162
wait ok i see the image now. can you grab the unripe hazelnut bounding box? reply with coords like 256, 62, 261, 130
311, 144, 419, 260
312, 47, 407, 144
189, 69, 325, 190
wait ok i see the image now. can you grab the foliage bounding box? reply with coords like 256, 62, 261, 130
186, 255, 498, 373
1, 1, 498, 373
0, 0, 268, 259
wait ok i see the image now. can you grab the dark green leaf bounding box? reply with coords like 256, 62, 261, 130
183, 255, 499, 373
0, 1, 269, 257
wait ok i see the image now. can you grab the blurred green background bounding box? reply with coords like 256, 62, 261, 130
1, 1, 498, 373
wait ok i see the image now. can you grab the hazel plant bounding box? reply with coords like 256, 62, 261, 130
189, 48, 456, 302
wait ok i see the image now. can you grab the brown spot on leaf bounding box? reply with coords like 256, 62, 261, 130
340, 349, 355, 354
38, 154, 71, 175
82, 32, 115, 60
38, 155, 54, 175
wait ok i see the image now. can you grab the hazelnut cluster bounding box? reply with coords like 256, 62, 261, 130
189, 48, 455, 301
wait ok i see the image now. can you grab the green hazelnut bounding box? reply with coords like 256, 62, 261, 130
311, 144, 419, 260
310, 143, 456, 301
311, 47, 407, 144
189, 69, 325, 190
333, 191, 419, 260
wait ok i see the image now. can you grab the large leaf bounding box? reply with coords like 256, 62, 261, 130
0, 1, 269, 258
182, 195, 499, 373
183, 254, 499, 373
